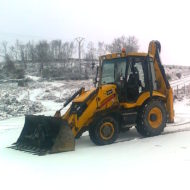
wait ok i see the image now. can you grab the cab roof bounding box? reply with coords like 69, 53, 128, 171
100, 52, 150, 60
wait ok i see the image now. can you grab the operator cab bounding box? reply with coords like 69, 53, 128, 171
99, 53, 157, 103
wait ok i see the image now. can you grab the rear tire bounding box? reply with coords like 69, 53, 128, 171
136, 100, 166, 137
89, 116, 119, 145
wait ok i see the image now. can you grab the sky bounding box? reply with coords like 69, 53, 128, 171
0, 0, 190, 65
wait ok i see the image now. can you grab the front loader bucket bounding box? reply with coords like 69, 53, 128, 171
10, 115, 75, 155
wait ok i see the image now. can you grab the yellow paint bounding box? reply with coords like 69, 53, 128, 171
148, 107, 163, 129
73, 88, 96, 102
120, 91, 166, 109
112, 53, 117, 58
99, 122, 114, 140
166, 88, 174, 123
61, 41, 174, 138
65, 86, 167, 137
64, 84, 118, 137
148, 41, 174, 123
100, 52, 148, 60
127, 52, 147, 57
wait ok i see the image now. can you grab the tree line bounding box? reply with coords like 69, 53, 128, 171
0, 36, 139, 79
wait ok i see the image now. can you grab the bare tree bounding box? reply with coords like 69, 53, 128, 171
85, 41, 97, 70
61, 41, 75, 68
9, 46, 17, 60
126, 36, 139, 52
14, 40, 20, 61
1, 41, 8, 56
4, 54, 15, 73
75, 37, 85, 59
27, 41, 36, 62
63, 42, 74, 58
9, 40, 19, 61
97, 41, 107, 56
75, 37, 85, 73
107, 36, 139, 53
9, 40, 28, 67
86, 41, 96, 59
50, 40, 62, 61
36, 40, 50, 75
19, 44, 27, 69
106, 36, 125, 53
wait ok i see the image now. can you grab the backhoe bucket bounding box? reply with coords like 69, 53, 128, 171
10, 115, 75, 155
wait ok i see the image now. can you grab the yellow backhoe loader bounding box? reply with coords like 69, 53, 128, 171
10, 40, 174, 155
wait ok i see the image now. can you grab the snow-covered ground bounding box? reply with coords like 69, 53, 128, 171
0, 79, 93, 120
0, 99, 190, 190
0, 78, 190, 190
171, 75, 190, 88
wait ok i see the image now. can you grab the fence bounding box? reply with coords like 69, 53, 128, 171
173, 83, 190, 97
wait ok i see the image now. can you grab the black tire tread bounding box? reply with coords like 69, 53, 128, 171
89, 116, 119, 145
136, 100, 166, 137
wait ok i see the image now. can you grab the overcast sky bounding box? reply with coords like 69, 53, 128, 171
0, 0, 189, 65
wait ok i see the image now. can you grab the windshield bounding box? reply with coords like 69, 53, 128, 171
101, 58, 126, 84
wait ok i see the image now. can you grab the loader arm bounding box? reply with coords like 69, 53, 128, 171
63, 84, 119, 137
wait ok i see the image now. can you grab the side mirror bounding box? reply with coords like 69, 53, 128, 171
94, 66, 99, 87
93, 77, 99, 83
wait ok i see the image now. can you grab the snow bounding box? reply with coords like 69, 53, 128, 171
0, 79, 93, 120
1, 115, 190, 190
25, 75, 41, 81
0, 79, 190, 190
171, 75, 190, 89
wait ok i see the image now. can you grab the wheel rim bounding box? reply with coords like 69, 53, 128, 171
99, 122, 114, 140
148, 107, 163, 129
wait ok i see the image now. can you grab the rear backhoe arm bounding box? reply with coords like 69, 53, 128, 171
148, 41, 174, 123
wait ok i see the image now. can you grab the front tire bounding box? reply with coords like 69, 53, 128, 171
136, 100, 166, 137
89, 116, 119, 145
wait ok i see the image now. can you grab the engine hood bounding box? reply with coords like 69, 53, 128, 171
73, 87, 97, 103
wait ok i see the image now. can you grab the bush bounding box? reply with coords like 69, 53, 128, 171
166, 73, 171, 81
18, 79, 27, 87
42, 67, 64, 78
42, 67, 88, 80
176, 72, 182, 79
3, 55, 15, 73
15, 68, 25, 79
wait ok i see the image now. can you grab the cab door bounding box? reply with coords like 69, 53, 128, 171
119, 56, 149, 126
124, 56, 148, 102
